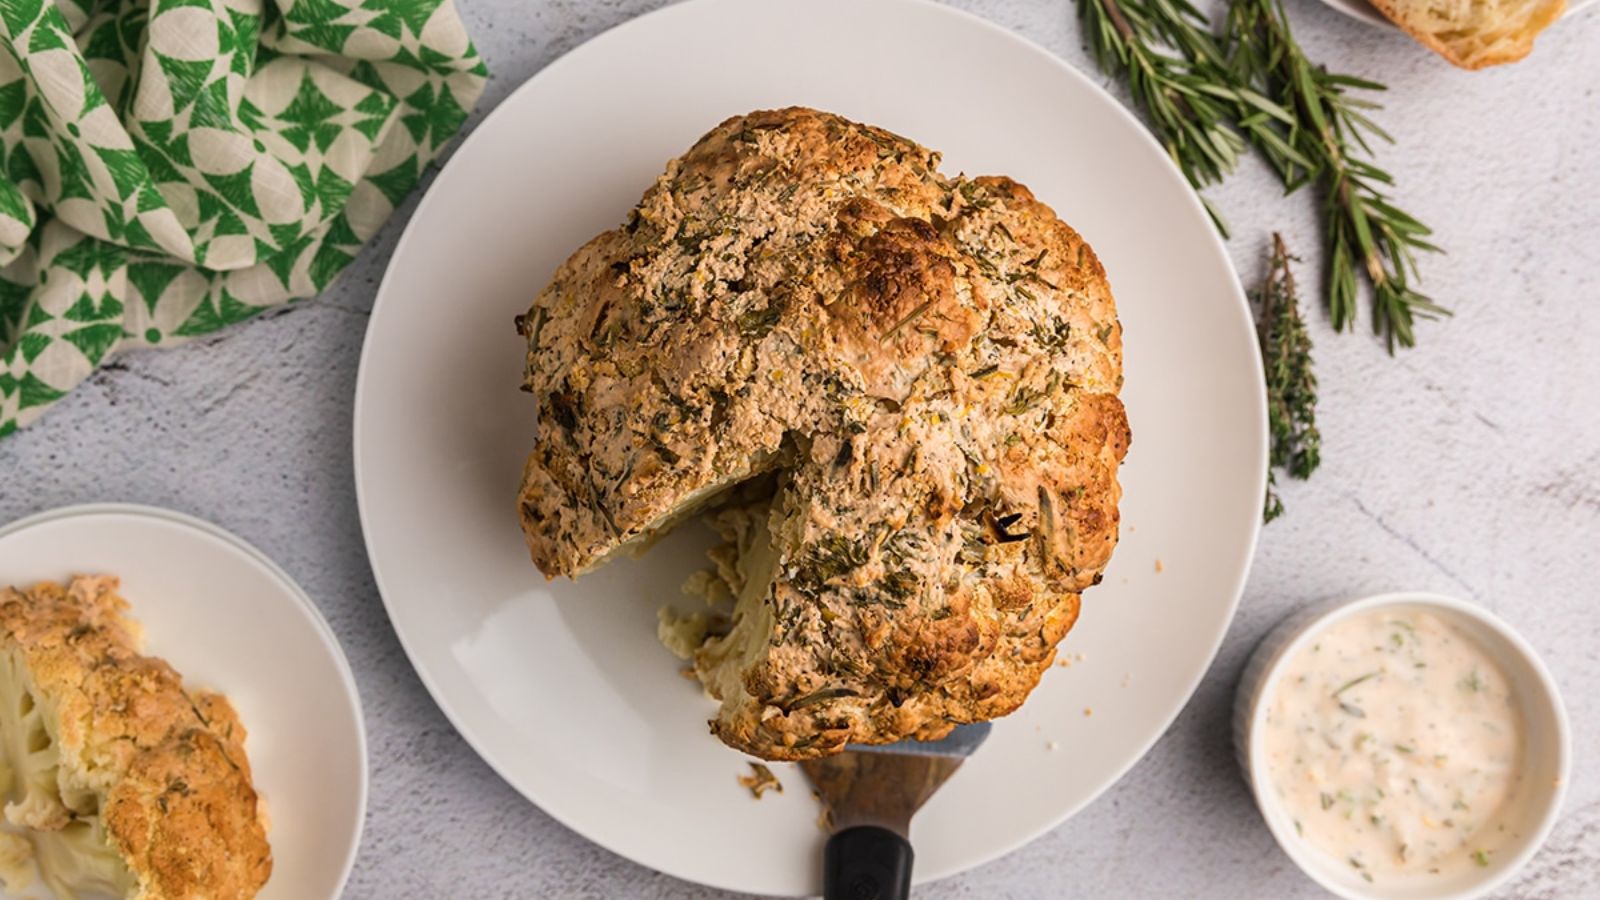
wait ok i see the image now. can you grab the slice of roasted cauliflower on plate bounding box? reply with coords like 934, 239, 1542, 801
518, 107, 1129, 761
0, 576, 271, 899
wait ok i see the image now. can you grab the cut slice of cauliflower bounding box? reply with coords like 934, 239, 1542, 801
0, 577, 272, 899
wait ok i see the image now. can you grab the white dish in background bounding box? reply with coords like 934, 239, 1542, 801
353, 0, 1267, 894
0, 504, 368, 900
1234, 592, 1570, 900
1314, 0, 1594, 31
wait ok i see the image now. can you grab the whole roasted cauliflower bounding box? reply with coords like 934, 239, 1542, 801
518, 108, 1129, 760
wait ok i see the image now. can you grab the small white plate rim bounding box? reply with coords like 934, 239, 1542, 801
353, 0, 1268, 893
0, 502, 369, 900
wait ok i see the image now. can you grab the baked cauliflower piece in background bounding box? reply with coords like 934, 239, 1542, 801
518, 108, 1129, 761
0, 576, 271, 898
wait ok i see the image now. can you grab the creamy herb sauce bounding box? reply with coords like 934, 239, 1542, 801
1264, 610, 1523, 882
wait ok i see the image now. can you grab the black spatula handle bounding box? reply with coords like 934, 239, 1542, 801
823, 825, 913, 900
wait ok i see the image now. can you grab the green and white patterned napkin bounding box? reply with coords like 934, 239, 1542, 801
0, 0, 485, 436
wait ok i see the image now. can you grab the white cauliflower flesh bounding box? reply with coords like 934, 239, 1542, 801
0, 648, 133, 899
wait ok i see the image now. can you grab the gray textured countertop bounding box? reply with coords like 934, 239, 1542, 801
2, 1, 1596, 897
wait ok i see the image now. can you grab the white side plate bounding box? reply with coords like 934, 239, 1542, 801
354, 0, 1267, 894
0, 504, 367, 899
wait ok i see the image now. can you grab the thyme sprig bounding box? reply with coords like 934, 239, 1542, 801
1076, 0, 1443, 349
1256, 234, 1320, 521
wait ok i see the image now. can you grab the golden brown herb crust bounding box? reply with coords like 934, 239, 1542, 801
1368, 0, 1564, 69
518, 108, 1129, 759
0, 577, 271, 898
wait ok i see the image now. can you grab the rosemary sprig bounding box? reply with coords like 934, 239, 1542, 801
1077, 0, 1243, 231
1076, 0, 1444, 349
1226, 0, 1445, 350
1256, 233, 1319, 521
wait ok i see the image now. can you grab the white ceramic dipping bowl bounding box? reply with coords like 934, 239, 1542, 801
1234, 592, 1570, 900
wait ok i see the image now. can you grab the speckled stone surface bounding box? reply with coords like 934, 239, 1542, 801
1, 1, 1595, 897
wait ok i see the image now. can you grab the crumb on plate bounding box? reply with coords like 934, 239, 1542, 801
737, 762, 783, 799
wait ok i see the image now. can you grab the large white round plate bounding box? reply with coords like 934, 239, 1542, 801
0, 505, 367, 899
354, 0, 1266, 894
1314, 0, 1593, 31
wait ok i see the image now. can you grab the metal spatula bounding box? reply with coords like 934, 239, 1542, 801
799, 723, 992, 900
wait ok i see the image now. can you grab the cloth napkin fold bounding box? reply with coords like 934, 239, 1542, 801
0, 0, 485, 436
